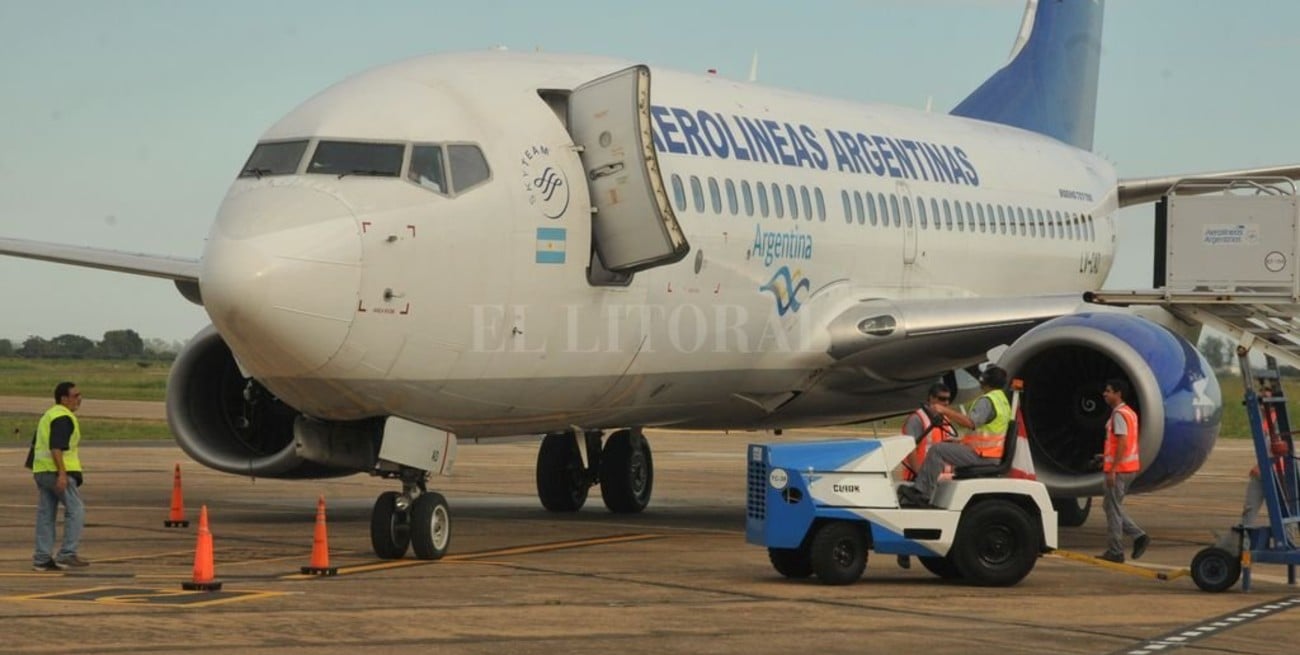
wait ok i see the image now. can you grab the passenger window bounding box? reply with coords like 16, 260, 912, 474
725, 179, 738, 215
240, 139, 309, 178
943, 199, 953, 230
1088, 215, 1095, 241
854, 192, 865, 225
690, 176, 705, 213
954, 201, 965, 232
309, 141, 404, 177
708, 177, 722, 214
815, 188, 825, 221
996, 205, 1006, 235
867, 193, 878, 226
787, 185, 800, 220
1016, 207, 1026, 236
841, 190, 853, 224
671, 174, 686, 211
742, 181, 755, 216
878, 193, 890, 228
773, 183, 785, 218
800, 186, 813, 221
757, 182, 770, 217
408, 145, 447, 193
447, 144, 491, 192
901, 195, 913, 227
976, 203, 986, 233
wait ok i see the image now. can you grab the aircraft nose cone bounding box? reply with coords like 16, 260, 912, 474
200, 185, 360, 377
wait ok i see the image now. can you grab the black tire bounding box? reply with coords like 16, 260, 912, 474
410, 492, 451, 560
768, 547, 814, 579
599, 429, 654, 513
370, 491, 410, 560
1191, 547, 1241, 593
1052, 496, 1092, 528
536, 433, 589, 512
809, 522, 867, 585
951, 499, 1039, 587
918, 555, 962, 579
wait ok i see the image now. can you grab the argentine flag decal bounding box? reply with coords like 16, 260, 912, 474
535, 227, 566, 264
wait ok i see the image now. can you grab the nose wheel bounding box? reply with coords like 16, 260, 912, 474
370, 468, 451, 560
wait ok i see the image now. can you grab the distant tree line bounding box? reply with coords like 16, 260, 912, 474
0, 330, 184, 361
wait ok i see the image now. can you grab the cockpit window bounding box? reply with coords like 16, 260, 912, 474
308, 141, 404, 177
448, 145, 490, 192
408, 145, 447, 193
239, 140, 308, 178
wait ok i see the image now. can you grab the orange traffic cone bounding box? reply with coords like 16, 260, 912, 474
182, 505, 222, 591
164, 464, 189, 528
301, 495, 338, 576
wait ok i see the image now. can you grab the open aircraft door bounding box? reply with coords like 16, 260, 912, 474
568, 65, 690, 273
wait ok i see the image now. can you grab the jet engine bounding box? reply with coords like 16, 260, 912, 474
999, 312, 1222, 497
166, 325, 377, 478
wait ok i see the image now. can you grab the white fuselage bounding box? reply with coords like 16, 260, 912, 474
198, 51, 1116, 438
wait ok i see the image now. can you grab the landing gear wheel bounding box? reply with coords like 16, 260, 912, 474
918, 555, 962, 579
600, 429, 654, 513
370, 491, 410, 560
768, 547, 814, 579
537, 433, 589, 512
809, 522, 867, 585
1191, 547, 1241, 593
410, 492, 451, 560
951, 499, 1039, 587
1052, 496, 1092, 527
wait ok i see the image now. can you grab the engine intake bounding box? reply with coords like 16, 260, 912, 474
999, 312, 1221, 496
167, 325, 366, 478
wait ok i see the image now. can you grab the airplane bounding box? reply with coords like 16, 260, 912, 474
4, 0, 1298, 560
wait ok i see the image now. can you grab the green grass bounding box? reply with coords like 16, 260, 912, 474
0, 357, 169, 401
0, 413, 172, 443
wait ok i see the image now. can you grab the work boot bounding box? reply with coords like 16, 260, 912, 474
1131, 534, 1150, 560
32, 560, 64, 572
897, 486, 929, 508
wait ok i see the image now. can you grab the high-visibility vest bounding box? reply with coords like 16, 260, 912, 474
902, 407, 955, 480
961, 389, 1010, 459
31, 404, 82, 474
1104, 403, 1139, 474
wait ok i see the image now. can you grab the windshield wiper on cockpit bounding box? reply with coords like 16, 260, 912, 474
241, 167, 272, 179
337, 169, 392, 179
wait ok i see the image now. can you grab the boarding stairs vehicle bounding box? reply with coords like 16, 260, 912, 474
1086, 177, 1300, 592
746, 381, 1059, 587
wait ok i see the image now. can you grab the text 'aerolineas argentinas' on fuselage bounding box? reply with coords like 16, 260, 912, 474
650, 104, 980, 186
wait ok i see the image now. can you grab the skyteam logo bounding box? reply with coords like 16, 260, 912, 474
520, 144, 569, 219
760, 266, 811, 316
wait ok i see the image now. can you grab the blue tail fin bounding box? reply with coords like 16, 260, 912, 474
950, 0, 1104, 150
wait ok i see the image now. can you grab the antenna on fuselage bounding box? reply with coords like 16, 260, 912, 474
748, 51, 759, 82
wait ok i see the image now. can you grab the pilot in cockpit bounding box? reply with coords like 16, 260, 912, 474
408, 145, 446, 193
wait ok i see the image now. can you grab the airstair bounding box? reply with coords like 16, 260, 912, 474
1085, 177, 1300, 592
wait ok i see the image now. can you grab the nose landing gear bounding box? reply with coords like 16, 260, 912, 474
370, 466, 451, 560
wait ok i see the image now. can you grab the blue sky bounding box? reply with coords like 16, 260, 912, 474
1, 0, 1298, 342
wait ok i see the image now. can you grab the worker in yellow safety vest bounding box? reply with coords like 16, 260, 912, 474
1097, 378, 1148, 563
27, 382, 90, 571
899, 366, 1010, 507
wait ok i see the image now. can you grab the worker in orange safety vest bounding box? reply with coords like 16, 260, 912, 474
1097, 378, 1149, 563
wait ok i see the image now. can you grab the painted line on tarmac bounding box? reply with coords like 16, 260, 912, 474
5, 585, 291, 608
279, 533, 664, 579
1051, 550, 1189, 581
1109, 596, 1300, 655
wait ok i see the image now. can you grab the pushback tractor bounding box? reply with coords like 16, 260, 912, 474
746, 382, 1058, 586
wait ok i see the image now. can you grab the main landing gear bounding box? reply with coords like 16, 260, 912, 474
536, 428, 654, 513
370, 466, 451, 560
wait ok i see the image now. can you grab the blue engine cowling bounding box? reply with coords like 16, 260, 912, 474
998, 312, 1221, 496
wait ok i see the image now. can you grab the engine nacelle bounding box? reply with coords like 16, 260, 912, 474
167, 325, 376, 478
999, 312, 1221, 496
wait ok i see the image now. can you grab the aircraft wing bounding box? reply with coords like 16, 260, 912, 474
1118, 164, 1300, 207
0, 237, 203, 305
819, 293, 1085, 388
